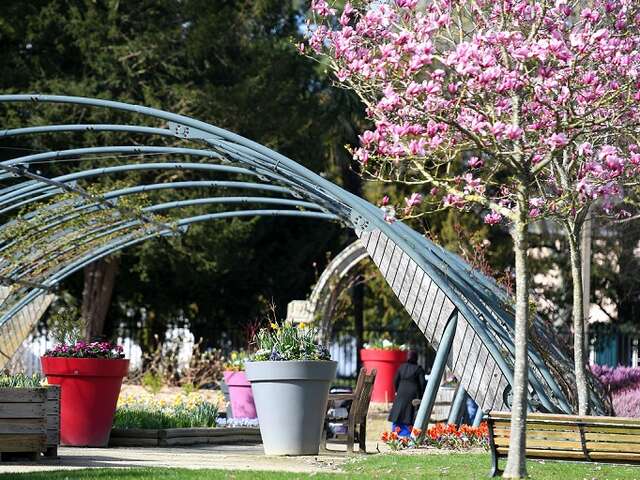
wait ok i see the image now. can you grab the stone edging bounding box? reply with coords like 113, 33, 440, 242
109, 427, 262, 447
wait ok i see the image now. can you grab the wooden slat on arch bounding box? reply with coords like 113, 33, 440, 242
357, 229, 510, 412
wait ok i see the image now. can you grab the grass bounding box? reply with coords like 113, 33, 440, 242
2, 452, 640, 479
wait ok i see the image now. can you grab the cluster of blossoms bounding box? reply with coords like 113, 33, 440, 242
381, 423, 489, 450
591, 365, 640, 417
363, 336, 407, 350
308, 0, 640, 224
224, 350, 251, 372
44, 341, 124, 359
253, 320, 331, 361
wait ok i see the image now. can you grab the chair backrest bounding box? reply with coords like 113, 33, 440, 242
351, 367, 377, 424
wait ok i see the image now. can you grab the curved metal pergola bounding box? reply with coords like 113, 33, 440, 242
0, 94, 610, 422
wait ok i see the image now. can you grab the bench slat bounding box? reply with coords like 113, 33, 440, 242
585, 441, 640, 453
493, 428, 580, 441
493, 437, 582, 451
493, 420, 580, 432
496, 447, 586, 460
584, 432, 640, 443
490, 411, 640, 426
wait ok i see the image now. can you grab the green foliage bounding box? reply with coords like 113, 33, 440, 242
253, 321, 331, 361
114, 398, 219, 430
141, 372, 164, 395
0, 0, 351, 348
0, 373, 43, 388
46, 292, 82, 345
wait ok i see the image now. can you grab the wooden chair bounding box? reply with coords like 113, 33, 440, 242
487, 411, 640, 477
322, 367, 377, 453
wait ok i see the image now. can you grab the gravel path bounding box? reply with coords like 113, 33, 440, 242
0, 444, 352, 475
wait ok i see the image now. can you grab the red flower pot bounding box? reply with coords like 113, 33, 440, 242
41, 356, 129, 447
223, 370, 257, 419
360, 348, 408, 403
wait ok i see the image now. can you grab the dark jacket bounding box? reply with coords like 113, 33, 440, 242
387, 362, 426, 425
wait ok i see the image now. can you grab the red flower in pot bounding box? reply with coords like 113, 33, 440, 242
41, 341, 128, 447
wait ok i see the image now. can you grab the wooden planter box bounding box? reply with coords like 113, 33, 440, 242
109, 427, 261, 447
0, 386, 60, 460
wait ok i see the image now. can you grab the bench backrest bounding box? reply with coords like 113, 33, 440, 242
488, 411, 640, 462
351, 367, 377, 424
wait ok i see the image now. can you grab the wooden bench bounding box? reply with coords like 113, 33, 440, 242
487, 411, 640, 477
322, 367, 376, 453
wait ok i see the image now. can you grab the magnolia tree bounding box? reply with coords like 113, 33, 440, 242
308, 0, 640, 477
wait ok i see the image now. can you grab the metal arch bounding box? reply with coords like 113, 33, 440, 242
3, 196, 328, 280
0, 208, 341, 325
0, 93, 608, 415
0, 95, 560, 410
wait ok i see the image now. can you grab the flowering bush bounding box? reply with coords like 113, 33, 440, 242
252, 321, 331, 361
590, 365, 640, 417
114, 392, 219, 429
381, 423, 489, 451
591, 365, 640, 392
44, 341, 124, 359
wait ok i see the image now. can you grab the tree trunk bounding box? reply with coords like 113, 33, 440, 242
568, 230, 590, 415
503, 193, 530, 479
81, 256, 119, 340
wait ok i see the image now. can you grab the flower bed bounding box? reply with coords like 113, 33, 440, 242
110, 392, 260, 447
380, 423, 489, 451
114, 392, 219, 429
591, 365, 640, 417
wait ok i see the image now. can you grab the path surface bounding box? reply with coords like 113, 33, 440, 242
0, 444, 353, 475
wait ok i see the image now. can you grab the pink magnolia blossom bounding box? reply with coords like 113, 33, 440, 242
468, 156, 484, 169
484, 212, 503, 225
309, 0, 640, 224
405, 192, 423, 208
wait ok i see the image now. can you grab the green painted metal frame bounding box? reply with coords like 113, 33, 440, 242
0, 93, 605, 416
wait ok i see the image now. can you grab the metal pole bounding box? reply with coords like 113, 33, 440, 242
447, 384, 467, 425
472, 407, 484, 427
414, 312, 458, 432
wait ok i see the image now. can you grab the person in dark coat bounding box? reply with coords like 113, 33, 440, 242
387, 350, 426, 437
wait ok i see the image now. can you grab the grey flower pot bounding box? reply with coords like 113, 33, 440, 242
245, 360, 337, 455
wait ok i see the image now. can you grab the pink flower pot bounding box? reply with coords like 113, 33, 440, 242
223, 370, 257, 419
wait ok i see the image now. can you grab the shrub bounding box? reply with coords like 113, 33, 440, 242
128, 337, 225, 389
142, 372, 164, 394
591, 365, 640, 418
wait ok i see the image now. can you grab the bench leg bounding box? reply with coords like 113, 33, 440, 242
358, 422, 367, 453
346, 415, 356, 454
44, 446, 58, 458
487, 420, 500, 477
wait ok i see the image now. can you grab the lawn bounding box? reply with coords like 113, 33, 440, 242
2, 453, 640, 479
